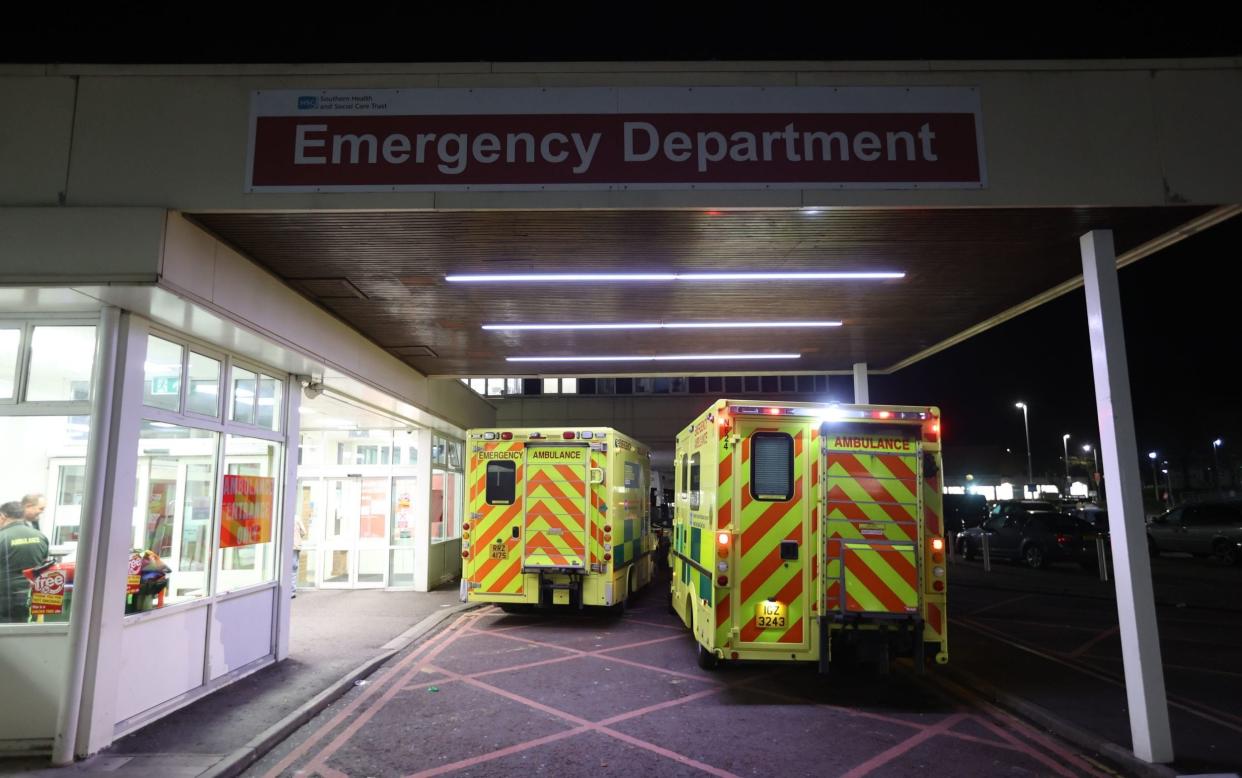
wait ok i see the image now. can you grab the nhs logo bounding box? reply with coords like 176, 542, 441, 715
297, 96, 318, 110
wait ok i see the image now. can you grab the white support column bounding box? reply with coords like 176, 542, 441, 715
1081, 230, 1173, 764
412, 427, 434, 592
74, 314, 149, 757
852, 362, 869, 404
274, 377, 301, 661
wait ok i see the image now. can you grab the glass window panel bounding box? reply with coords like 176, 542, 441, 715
295, 479, 324, 559
542, 378, 559, 394
762, 376, 780, 393
27, 326, 96, 402
431, 471, 446, 542
391, 477, 417, 546
388, 548, 416, 588
486, 461, 516, 505
447, 440, 463, 471
187, 352, 222, 417
597, 378, 615, 395
724, 376, 743, 394
0, 415, 91, 624
231, 366, 258, 425
797, 375, 816, 393
560, 378, 577, 394
469, 378, 486, 394
322, 549, 350, 584
708, 377, 724, 393
360, 478, 388, 539
256, 374, 283, 430
779, 376, 797, 392
486, 378, 504, 396
143, 336, 184, 411
296, 548, 317, 588
0, 328, 20, 399
751, 433, 794, 501
432, 435, 447, 467
689, 453, 701, 510
505, 378, 522, 395
129, 421, 218, 612
216, 435, 282, 593
615, 378, 632, 395
357, 548, 386, 584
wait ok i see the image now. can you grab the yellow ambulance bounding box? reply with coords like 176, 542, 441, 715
463, 427, 655, 611
670, 400, 948, 671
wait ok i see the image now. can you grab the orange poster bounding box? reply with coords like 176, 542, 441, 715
220, 474, 275, 548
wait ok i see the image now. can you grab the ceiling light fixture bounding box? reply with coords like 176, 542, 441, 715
482, 320, 842, 331
446, 271, 903, 283
506, 354, 801, 362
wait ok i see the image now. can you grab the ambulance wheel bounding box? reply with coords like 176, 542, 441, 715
696, 640, 721, 670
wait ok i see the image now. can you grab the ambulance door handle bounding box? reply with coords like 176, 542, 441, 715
589, 467, 605, 484
512, 526, 521, 539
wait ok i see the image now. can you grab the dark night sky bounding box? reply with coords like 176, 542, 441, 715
10, 3, 1240, 477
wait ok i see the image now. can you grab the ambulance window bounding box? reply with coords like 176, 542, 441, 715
680, 454, 688, 498
689, 453, 701, 510
751, 432, 794, 501
624, 461, 641, 488
486, 461, 516, 505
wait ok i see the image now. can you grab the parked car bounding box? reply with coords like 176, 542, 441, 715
1147, 501, 1242, 565
1063, 505, 1108, 532
986, 499, 1059, 522
943, 493, 988, 533
957, 508, 1103, 570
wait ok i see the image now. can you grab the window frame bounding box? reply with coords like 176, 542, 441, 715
689, 452, 701, 510
749, 431, 795, 502
0, 317, 101, 412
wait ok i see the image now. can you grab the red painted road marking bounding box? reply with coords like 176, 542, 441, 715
1066, 625, 1119, 658
840, 713, 968, 778
261, 612, 484, 778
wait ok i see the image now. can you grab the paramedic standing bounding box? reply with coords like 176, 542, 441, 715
0, 501, 49, 623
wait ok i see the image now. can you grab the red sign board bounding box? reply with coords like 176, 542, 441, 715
220, 474, 275, 548
248, 87, 985, 192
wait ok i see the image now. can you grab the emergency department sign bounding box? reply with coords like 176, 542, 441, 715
247, 87, 986, 192
220, 474, 275, 548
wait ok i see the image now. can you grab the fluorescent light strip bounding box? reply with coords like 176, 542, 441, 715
446, 272, 903, 283
506, 354, 801, 362
483, 321, 842, 331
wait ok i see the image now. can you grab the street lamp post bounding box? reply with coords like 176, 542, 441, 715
1084, 444, 1101, 502
1015, 402, 1033, 492
1161, 462, 1173, 507
1062, 434, 1071, 494
1212, 439, 1224, 494
1148, 452, 1160, 506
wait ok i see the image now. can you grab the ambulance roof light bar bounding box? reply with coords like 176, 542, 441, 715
729, 405, 928, 422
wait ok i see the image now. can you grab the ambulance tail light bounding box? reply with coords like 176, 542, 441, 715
603, 552, 612, 562
931, 537, 944, 553
924, 418, 941, 443
461, 550, 471, 559
500, 431, 513, 440
563, 431, 577, 440
483, 432, 497, 440
717, 575, 729, 586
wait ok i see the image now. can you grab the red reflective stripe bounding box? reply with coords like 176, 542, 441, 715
719, 450, 732, 485
741, 476, 803, 553
718, 499, 732, 531
777, 617, 804, 644
740, 548, 785, 603
878, 453, 917, 482
845, 552, 909, 613
716, 593, 730, 627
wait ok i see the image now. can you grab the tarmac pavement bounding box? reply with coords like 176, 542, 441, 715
246, 580, 1123, 778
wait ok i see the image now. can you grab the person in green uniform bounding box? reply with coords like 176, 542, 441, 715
0, 501, 49, 623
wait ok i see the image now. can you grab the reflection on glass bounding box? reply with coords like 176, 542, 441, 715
187, 352, 221, 417
0, 328, 19, 399
27, 326, 96, 402
143, 336, 183, 411
296, 549, 317, 587
323, 549, 350, 583
231, 366, 257, 425
0, 415, 92, 624
130, 421, 218, 611
391, 478, 416, 546
256, 374, 282, 431
360, 478, 387, 539
388, 548, 415, 587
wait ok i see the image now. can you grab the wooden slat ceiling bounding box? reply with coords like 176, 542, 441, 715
190, 207, 1207, 377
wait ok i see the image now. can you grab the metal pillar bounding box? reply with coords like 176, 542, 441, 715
1081, 229, 1173, 763
852, 362, 869, 404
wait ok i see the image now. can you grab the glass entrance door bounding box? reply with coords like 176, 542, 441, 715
320, 476, 390, 587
